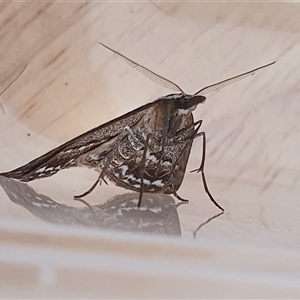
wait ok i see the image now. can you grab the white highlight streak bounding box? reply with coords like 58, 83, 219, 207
36, 167, 46, 173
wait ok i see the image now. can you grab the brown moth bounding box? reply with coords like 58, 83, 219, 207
0, 43, 275, 211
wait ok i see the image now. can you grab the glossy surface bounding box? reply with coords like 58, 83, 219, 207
1, 2, 300, 298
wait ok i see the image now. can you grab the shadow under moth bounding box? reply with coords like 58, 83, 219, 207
0, 43, 275, 211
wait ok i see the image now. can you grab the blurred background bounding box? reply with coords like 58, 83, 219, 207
1, 1, 300, 298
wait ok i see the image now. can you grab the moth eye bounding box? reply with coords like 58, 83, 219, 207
176, 95, 206, 109
176, 98, 189, 109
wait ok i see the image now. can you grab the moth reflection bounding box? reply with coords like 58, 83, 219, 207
0, 175, 180, 236
0, 175, 223, 237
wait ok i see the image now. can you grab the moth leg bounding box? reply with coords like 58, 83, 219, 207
193, 211, 224, 239
177, 120, 203, 138
175, 201, 189, 209
74, 162, 112, 199
74, 173, 103, 199
73, 197, 95, 211
124, 125, 149, 208
74, 153, 112, 199
167, 122, 203, 205
190, 131, 224, 212
74, 129, 129, 200
138, 134, 151, 208
173, 189, 189, 203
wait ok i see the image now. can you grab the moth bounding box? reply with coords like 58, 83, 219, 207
0, 43, 275, 211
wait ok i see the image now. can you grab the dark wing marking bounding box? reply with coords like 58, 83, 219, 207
0, 65, 27, 113
1, 100, 158, 181
99, 42, 184, 93
195, 61, 276, 96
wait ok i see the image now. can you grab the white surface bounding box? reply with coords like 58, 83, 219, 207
0, 2, 300, 298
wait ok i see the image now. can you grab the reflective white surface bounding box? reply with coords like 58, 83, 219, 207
1, 2, 300, 298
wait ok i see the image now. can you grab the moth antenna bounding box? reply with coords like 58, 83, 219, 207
99, 42, 184, 93
0, 64, 28, 113
194, 61, 276, 96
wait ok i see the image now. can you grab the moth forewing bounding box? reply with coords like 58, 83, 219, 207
1, 101, 155, 181
1, 42, 275, 212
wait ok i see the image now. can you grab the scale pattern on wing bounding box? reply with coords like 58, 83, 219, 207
1, 103, 155, 182
104, 107, 196, 195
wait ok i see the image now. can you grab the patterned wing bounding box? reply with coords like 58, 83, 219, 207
1, 101, 156, 182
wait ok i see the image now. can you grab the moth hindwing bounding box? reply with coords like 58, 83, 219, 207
1, 43, 275, 211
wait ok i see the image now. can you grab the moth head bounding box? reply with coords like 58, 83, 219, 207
176, 94, 206, 109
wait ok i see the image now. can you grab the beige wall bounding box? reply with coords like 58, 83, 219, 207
1, 2, 300, 298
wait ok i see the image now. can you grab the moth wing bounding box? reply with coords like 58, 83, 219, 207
170, 139, 194, 192
1, 101, 156, 181
163, 126, 195, 194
